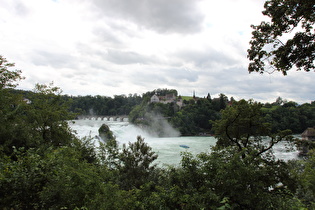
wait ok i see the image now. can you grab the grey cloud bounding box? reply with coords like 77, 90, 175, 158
101, 77, 121, 88
8, 1, 30, 17
76, 42, 152, 66
0, 1, 30, 18
128, 67, 198, 89
170, 68, 199, 82
184, 67, 255, 99
177, 49, 238, 69
202, 66, 315, 104
104, 49, 157, 65
91, 0, 205, 34
32, 50, 77, 69
15, 2, 29, 16
92, 26, 125, 47
133, 72, 168, 86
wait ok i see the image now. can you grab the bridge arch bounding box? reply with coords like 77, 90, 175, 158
76, 115, 128, 122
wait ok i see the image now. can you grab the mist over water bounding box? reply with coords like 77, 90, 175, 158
140, 112, 181, 137
70, 120, 299, 166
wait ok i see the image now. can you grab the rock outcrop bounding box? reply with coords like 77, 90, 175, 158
98, 124, 115, 142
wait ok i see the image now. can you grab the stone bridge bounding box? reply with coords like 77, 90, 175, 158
76, 115, 129, 122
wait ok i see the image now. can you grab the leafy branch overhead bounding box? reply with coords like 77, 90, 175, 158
212, 99, 294, 158
0, 55, 24, 90
248, 0, 315, 75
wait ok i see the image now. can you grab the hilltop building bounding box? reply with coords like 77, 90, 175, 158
150, 94, 160, 103
150, 93, 184, 108
150, 93, 176, 104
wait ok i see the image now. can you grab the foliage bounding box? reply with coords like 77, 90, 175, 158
1, 79, 76, 155
129, 92, 226, 136
129, 97, 182, 136
118, 136, 158, 190
28, 83, 76, 147
171, 98, 220, 135
248, 0, 315, 75
0, 55, 24, 90
12, 87, 315, 136
296, 150, 315, 208
287, 150, 315, 209
98, 137, 120, 170
0, 145, 134, 209
128, 104, 144, 123
142, 88, 178, 99
262, 101, 315, 133
212, 99, 294, 158
0, 56, 27, 155
128, 91, 315, 136
62, 93, 143, 116
209, 99, 304, 208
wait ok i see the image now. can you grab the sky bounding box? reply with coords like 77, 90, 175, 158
0, 0, 314, 104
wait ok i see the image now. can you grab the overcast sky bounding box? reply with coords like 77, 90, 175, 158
0, 0, 314, 103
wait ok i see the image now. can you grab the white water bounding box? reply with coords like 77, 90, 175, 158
70, 119, 299, 166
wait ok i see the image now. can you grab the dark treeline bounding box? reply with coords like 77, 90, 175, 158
12, 88, 315, 136
67, 94, 143, 116
128, 90, 315, 136
11, 89, 143, 116
68, 92, 315, 136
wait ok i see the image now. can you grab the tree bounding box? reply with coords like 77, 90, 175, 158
273, 96, 284, 106
208, 99, 302, 208
294, 150, 315, 208
248, 0, 315, 75
118, 136, 158, 190
24, 83, 76, 148
0, 56, 28, 155
0, 143, 129, 209
206, 93, 212, 101
219, 93, 228, 110
212, 99, 293, 158
0, 78, 77, 155
0, 55, 24, 90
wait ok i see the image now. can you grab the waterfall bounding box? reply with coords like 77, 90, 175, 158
69, 119, 299, 166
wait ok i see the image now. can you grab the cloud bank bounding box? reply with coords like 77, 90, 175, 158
0, 0, 314, 104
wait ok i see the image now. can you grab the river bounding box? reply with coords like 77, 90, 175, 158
69, 119, 300, 166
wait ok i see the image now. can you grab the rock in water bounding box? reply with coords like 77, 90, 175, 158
98, 124, 115, 142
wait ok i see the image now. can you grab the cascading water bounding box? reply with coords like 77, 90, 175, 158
69, 119, 300, 166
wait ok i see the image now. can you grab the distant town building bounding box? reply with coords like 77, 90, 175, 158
150, 94, 160, 103
150, 93, 186, 108
160, 93, 176, 104
150, 93, 177, 104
